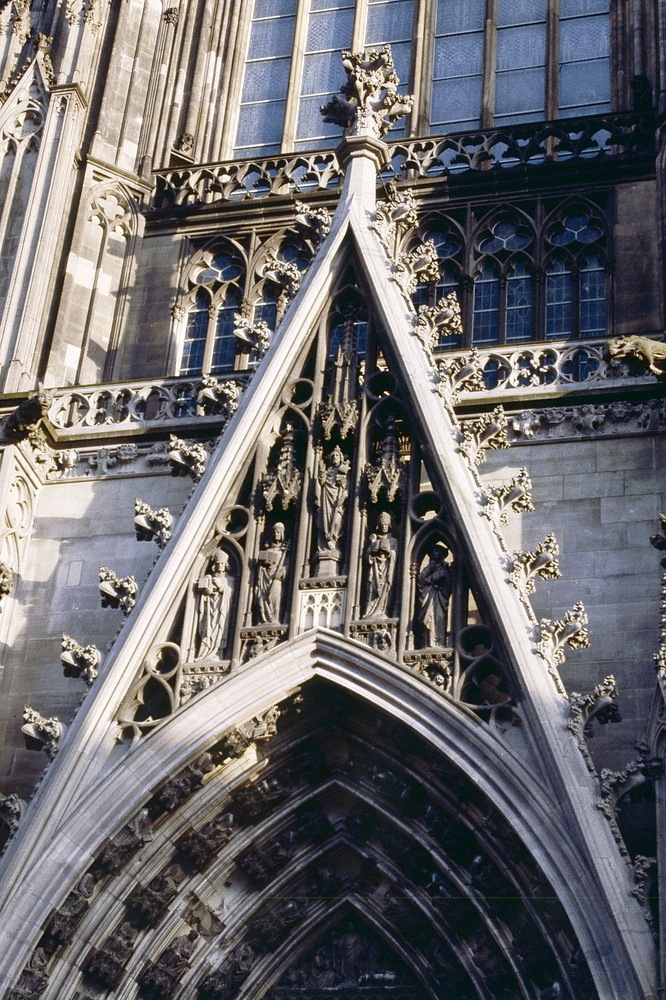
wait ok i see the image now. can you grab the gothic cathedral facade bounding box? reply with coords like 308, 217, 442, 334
0, 2, 663, 999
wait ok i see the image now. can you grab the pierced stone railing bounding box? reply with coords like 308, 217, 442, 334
381, 111, 654, 182
151, 112, 654, 211
448, 337, 658, 403
47, 373, 250, 436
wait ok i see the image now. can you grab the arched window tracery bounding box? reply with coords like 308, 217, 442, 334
471, 217, 535, 346
179, 244, 246, 376
544, 205, 607, 339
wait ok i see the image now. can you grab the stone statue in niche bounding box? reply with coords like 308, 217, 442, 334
417, 544, 453, 647
255, 522, 289, 624
363, 512, 398, 619
195, 549, 234, 660
315, 445, 350, 574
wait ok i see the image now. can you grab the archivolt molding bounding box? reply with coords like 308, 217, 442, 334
0, 639, 629, 999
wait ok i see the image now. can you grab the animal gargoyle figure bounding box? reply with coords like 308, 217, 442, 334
607, 334, 666, 376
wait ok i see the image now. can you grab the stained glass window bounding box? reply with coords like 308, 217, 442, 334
545, 260, 573, 338
579, 255, 606, 334
295, 0, 355, 150
505, 262, 533, 342
431, 0, 484, 132
365, 0, 414, 137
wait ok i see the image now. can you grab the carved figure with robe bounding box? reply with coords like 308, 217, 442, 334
363, 511, 398, 619
417, 544, 453, 647
255, 522, 289, 624
315, 445, 349, 554
195, 549, 234, 659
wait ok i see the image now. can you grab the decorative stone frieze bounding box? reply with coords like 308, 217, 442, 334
239, 626, 287, 662
168, 435, 207, 481
607, 334, 666, 376
459, 406, 509, 466
151, 111, 651, 211
99, 566, 137, 615
537, 603, 590, 688
321, 46, 413, 138
509, 534, 562, 596
505, 399, 666, 443
21, 707, 64, 759
567, 676, 621, 772
134, 499, 173, 548
61, 634, 101, 686
480, 469, 534, 527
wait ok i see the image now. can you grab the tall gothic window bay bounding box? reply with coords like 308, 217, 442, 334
233, 0, 610, 156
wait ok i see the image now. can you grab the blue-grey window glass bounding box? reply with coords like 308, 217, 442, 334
480, 220, 530, 253
180, 291, 209, 375
365, 0, 414, 136
472, 266, 500, 345
494, 0, 546, 125
295, 0, 355, 150
579, 255, 606, 334
431, 0, 484, 132
235, 0, 298, 157
559, 0, 610, 117
546, 261, 573, 338
505, 262, 532, 342
211, 289, 240, 373
551, 212, 603, 246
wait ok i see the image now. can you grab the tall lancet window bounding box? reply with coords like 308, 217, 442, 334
559, 0, 611, 117
431, 0, 484, 134
430, 0, 610, 133
494, 0, 547, 125
235, 0, 299, 158
295, 0, 355, 150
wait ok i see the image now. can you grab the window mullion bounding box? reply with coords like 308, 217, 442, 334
481, 0, 497, 128
498, 271, 507, 345
545, 0, 559, 119
353, 0, 369, 49
202, 307, 217, 374
411, 0, 432, 134
282, 0, 310, 153
572, 263, 581, 339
